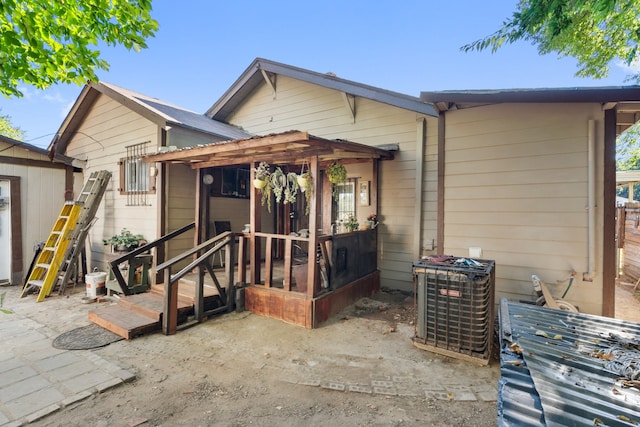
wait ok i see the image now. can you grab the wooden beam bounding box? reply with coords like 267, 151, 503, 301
145, 131, 311, 162
341, 93, 356, 123
260, 69, 277, 99
307, 156, 319, 297
190, 148, 333, 169
437, 114, 445, 254
603, 108, 617, 317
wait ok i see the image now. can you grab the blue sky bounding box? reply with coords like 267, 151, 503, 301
1, 0, 636, 148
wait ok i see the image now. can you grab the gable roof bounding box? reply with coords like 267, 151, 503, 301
206, 58, 438, 121
51, 81, 251, 153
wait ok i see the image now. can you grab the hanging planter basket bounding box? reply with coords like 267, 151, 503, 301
253, 178, 267, 189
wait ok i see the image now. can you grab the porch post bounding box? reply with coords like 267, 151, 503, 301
307, 156, 319, 297
250, 162, 262, 285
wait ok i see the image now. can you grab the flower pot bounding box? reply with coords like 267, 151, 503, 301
297, 175, 307, 188
253, 178, 267, 189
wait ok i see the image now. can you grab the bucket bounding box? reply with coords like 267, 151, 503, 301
85, 272, 107, 298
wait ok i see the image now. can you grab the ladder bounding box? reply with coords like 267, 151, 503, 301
20, 170, 111, 301
21, 202, 82, 301
57, 170, 111, 295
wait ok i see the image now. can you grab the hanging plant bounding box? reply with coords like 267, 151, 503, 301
252, 161, 271, 189
298, 172, 313, 215
326, 162, 347, 201
270, 167, 286, 204
283, 172, 300, 204
252, 161, 273, 211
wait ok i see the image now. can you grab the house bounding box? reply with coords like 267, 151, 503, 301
51, 58, 640, 323
50, 81, 250, 276
0, 135, 79, 285
204, 59, 640, 316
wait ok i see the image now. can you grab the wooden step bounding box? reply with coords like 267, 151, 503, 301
88, 304, 159, 339
117, 292, 193, 319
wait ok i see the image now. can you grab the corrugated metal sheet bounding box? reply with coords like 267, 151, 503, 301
498, 298, 640, 426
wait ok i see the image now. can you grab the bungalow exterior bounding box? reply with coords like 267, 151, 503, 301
49, 58, 640, 323
0, 135, 79, 285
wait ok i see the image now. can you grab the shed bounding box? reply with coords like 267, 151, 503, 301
0, 135, 79, 285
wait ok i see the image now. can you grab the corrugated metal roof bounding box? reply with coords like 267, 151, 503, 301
98, 82, 251, 140
499, 298, 640, 426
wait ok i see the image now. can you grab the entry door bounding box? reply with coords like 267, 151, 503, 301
0, 180, 11, 283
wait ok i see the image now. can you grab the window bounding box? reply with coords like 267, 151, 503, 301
119, 141, 155, 206
332, 178, 356, 223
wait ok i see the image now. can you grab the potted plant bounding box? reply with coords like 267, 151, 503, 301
103, 228, 145, 252
326, 162, 347, 200
298, 172, 313, 215
344, 214, 359, 232
252, 161, 271, 189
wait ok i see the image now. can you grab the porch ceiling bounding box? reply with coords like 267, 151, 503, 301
143, 130, 395, 168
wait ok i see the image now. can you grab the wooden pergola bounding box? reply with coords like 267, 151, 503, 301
146, 130, 394, 327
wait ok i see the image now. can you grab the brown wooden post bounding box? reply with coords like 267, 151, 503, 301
225, 235, 235, 310
265, 236, 273, 288
307, 156, 319, 297
250, 162, 262, 285
283, 239, 292, 291
238, 234, 246, 284
163, 268, 178, 335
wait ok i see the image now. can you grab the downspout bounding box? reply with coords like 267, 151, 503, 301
414, 118, 426, 258
587, 119, 596, 280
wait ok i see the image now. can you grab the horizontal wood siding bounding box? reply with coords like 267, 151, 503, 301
0, 143, 68, 283
65, 94, 159, 273
443, 103, 604, 314
166, 163, 196, 269
228, 76, 431, 292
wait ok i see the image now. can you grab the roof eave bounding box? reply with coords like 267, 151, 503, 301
207, 58, 438, 120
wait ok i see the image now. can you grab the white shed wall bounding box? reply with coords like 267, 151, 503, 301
0, 143, 70, 283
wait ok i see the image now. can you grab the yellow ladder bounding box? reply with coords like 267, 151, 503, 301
21, 202, 82, 302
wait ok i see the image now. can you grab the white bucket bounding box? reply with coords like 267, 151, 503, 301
85, 272, 107, 298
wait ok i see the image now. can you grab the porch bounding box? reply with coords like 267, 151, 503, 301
145, 131, 393, 329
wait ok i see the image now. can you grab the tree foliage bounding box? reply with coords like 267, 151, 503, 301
0, 0, 158, 97
461, 1, 640, 80
616, 123, 640, 201
0, 110, 24, 140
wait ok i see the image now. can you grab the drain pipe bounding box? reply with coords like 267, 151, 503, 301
586, 119, 596, 281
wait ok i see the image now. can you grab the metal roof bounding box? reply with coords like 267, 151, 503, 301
143, 130, 394, 169
421, 86, 640, 105
51, 82, 251, 155
206, 58, 438, 120
498, 298, 640, 426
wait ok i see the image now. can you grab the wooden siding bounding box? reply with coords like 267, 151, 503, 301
226, 75, 435, 292
166, 162, 196, 268
65, 94, 159, 273
0, 141, 70, 284
442, 103, 605, 314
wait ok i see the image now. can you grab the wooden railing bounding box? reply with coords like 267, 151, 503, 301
108, 222, 195, 295
154, 230, 236, 335
241, 232, 332, 297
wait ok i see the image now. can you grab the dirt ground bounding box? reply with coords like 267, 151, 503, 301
19, 288, 500, 427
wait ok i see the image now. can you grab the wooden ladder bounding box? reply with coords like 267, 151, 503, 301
56, 170, 111, 295
20, 202, 82, 301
